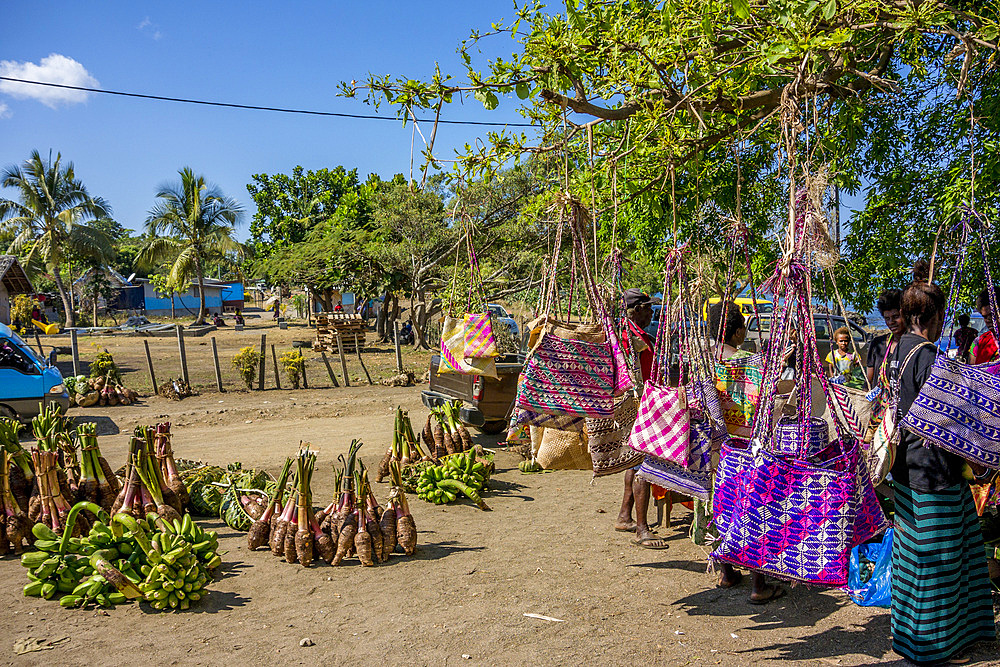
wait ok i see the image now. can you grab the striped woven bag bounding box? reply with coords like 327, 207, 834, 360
437, 315, 498, 379
462, 312, 499, 360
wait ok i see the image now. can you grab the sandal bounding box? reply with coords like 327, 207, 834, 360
748, 585, 786, 605
614, 522, 637, 533
633, 537, 670, 550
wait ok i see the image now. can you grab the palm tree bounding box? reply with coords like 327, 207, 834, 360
0, 150, 113, 328
137, 168, 244, 325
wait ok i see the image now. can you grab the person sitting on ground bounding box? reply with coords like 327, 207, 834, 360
972, 287, 999, 364
212, 312, 226, 327
866, 289, 904, 385
706, 300, 785, 604
825, 326, 866, 389
614, 288, 670, 549
954, 313, 977, 363
334, 302, 344, 312
234, 309, 245, 326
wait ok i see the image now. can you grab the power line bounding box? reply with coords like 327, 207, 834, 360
0, 76, 535, 128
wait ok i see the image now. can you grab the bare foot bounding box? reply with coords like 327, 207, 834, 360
614, 520, 637, 532
748, 583, 786, 605
717, 567, 743, 589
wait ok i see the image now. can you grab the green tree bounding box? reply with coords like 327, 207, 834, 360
137, 168, 244, 325
246, 165, 374, 260
347, 1, 999, 304
0, 150, 113, 328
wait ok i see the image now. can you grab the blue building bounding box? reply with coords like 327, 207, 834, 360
139, 278, 227, 317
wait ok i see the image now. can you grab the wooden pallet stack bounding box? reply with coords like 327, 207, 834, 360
314, 313, 367, 353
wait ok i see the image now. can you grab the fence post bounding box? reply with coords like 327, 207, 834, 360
71, 329, 80, 376
354, 334, 373, 385
176, 325, 189, 386
257, 334, 266, 390
210, 337, 224, 392
271, 344, 281, 389
301, 357, 308, 389
320, 351, 339, 388
393, 321, 403, 373
143, 339, 156, 393
33, 331, 44, 358
336, 334, 350, 387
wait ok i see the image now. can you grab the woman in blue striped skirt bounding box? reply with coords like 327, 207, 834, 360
891, 267, 996, 664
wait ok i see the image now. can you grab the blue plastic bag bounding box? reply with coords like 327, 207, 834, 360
847, 528, 893, 608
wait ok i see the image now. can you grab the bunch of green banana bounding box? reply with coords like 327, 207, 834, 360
23, 504, 140, 608
415, 451, 491, 510
152, 512, 222, 570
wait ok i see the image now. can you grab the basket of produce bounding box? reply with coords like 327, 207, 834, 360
67, 352, 139, 407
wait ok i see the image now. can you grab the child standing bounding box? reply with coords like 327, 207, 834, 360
826, 326, 866, 389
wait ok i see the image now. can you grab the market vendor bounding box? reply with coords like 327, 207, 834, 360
890, 264, 995, 664
865, 289, 904, 385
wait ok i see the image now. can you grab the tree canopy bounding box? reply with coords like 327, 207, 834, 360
346, 0, 1000, 311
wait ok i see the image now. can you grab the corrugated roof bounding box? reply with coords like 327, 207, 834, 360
0, 256, 33, 294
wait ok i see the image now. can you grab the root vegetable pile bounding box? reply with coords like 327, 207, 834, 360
413, 450, 493, 510
247, 440, 417, 566
67, 352, 138, 407
423, 402, 476, 458
378, 406, 433, 482
21, 501, 221, 611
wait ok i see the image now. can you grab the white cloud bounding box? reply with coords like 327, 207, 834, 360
0, 54, 99, 108
137, 16, 162, 40
0, 102, 10, 119
137, 16, 152, 30
153, 31, 162, 41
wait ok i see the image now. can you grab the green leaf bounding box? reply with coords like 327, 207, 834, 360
822, 0, 837, 19
515, 83, 530, 99
732, 0, 749, 20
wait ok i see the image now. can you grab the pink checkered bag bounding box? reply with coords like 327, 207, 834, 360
462, 312, 498, 359
628, 382, 690, 465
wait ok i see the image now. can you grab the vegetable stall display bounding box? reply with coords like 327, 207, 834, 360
67, 352, 139, 407
422, 402, 475, 458
247, 440, 417, 566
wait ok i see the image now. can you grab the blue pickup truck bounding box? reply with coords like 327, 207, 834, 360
0, 322, 69, 421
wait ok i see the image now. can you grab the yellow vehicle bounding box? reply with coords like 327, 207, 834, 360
701, 296, 773, 321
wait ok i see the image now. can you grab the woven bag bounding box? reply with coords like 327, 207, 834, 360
438, 315, 498, 379
715, 354, 764, 440
635, 414, 713, 501
903, 354, 1000, 469
712, 257, 885, 586
536, 427, 592, 470
585, 393, 644, 477
628, 383, 690, 465
462, 312, 499, 359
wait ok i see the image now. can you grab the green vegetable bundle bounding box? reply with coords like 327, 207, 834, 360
414, 450, 491, 510
22, 501, 221, 611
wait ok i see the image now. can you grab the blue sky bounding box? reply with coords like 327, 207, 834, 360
0, 2, 531, 239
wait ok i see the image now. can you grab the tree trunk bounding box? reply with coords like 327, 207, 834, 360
170, 294, 176, 319
194, 255, 206, 325
93, 292, 98, 328
411, 290, 431, 350
376, 291, 390, 341
52, 268, 75, 329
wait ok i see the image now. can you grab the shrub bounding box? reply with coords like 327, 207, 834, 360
232, 346, 261, 389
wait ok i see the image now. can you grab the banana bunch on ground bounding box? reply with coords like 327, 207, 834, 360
20, 501, 221, 611
415, 451, 492, 511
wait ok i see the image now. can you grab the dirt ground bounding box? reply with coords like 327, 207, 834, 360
0, 381, 997, 665
47, 315, 432, 396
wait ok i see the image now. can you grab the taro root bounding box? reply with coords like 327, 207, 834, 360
353, 507, 373, 567
380, 498, 398, 556
247, 458, 292, 551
